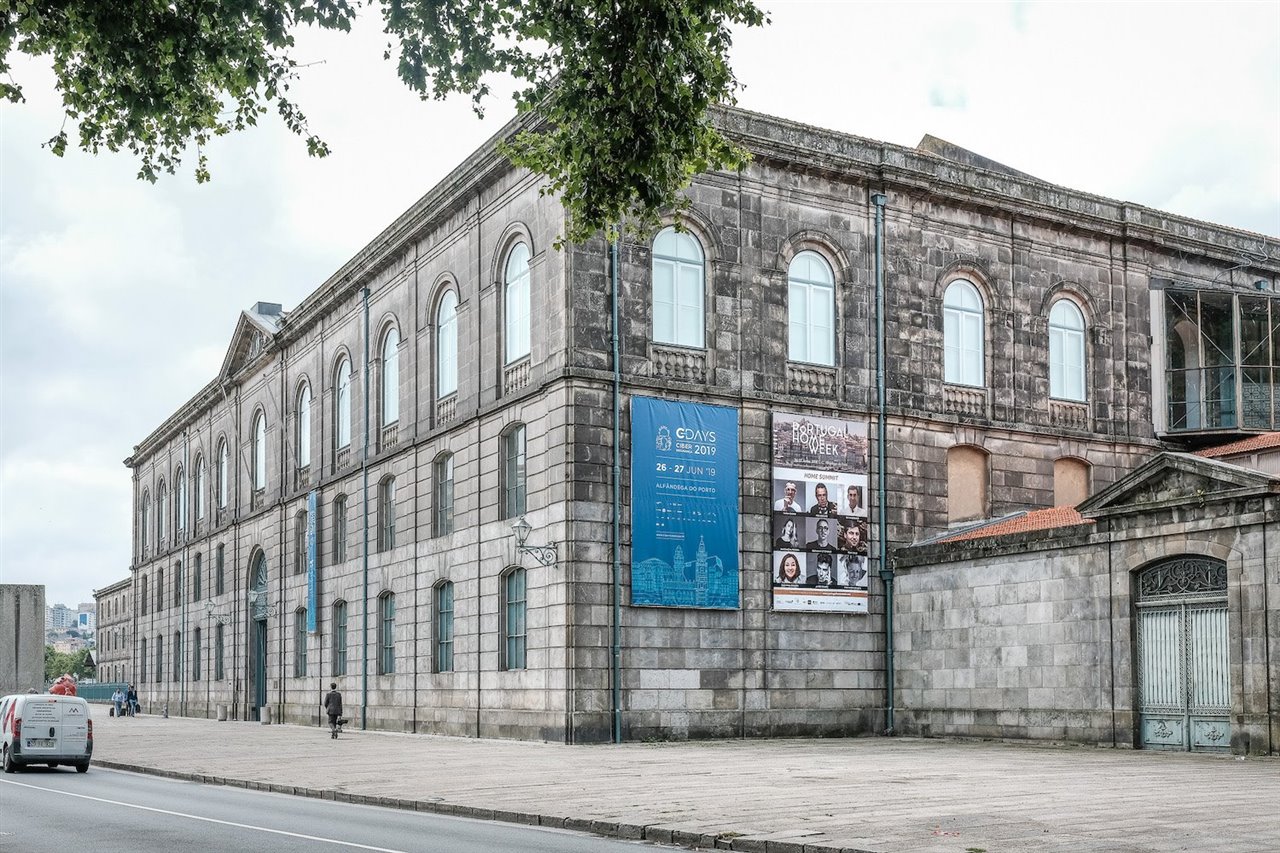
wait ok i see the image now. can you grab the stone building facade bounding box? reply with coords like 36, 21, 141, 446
1, 585, 46, 696
110, 107, 1279, 748
93, 577, 133, 686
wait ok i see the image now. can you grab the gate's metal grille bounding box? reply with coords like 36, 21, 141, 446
1136, 558, 1230, 752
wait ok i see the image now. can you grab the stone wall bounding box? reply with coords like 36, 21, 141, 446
0, 585, 46, 695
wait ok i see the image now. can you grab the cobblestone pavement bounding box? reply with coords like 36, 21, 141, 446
86, 709, 1279, 853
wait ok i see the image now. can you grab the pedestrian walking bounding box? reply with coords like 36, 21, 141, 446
126, 683, 139, 717
111, 687, 125, 718
323, 683, 343, 739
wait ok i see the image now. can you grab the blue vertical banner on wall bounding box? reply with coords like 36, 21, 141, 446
631, 397, 740, 608
306, 489, 318, 632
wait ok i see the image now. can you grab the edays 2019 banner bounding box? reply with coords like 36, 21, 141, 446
630, 397, 739, 609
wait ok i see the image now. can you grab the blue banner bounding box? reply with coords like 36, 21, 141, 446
306, 489, 318, 632
631, 397, 739, 608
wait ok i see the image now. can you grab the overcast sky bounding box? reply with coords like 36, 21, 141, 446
2, 1, 1277, 610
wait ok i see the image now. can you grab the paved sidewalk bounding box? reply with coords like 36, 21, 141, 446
87, 709, 1278, 853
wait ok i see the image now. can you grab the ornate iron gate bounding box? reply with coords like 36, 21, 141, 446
1136, 557, 1231, 752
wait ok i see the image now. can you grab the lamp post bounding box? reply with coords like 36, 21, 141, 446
512, 516, 558, 568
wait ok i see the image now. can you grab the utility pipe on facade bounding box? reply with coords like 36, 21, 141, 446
361, 285, 371, 730
610, 232, 623, 745
872, 192, 895, 734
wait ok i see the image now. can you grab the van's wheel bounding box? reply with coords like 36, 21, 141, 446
75, 762, 89, 774
3, 746, 16, 773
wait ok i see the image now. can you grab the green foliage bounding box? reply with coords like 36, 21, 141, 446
44, 646, 95, 683
3, 0, 766, 242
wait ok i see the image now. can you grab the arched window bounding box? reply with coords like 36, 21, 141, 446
1054, 457, 1091, 507
381, 327, 400, 425
433, 453, 454, 537
154, 634, 163, 684
192, 552, 202, 601
140, 574, 149, 616
434, 581, 454, 673
141, 491, 151, 554
297, 382, 312, 469
377, 591, 396, 675
294, 608, 308, 677
193, 626, 202, 682
252, 412, 267, 490
332, 600, 348, 676
175, 466, 186, 534
216, 439, 229, 509
502, 423, 527, 519
172, 630, 182, 681
652, 226, 705, 348
1049, 300, 1087, 402
501, 567, 527, 671
947, 444, 990, 524
437, 291, 458, 397
378, 476, 396, 552
194, 455, 206, 521
504, 242, 531, 364
332, 495, 348, 563
787, 251, 836, 366
156, 568, 164, 612
140, 637, 148, 682
943, 280, 985, 386
335, 356, 352, 450
157, 479, 168, 544
295, 509, 309, 574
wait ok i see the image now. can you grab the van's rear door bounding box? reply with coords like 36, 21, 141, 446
20, 697, 64, 757
60, 700, 88, 753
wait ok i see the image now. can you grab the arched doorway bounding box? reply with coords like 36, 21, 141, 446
1136, 556, 1230, 752
248, 551, 269, 721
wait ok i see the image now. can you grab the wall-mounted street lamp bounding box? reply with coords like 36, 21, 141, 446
204, 600, 232, 626
246, 589, 280, 618
512, 516, 558, 568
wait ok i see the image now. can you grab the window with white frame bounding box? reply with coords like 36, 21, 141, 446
157, 480, 168, 544
378, 476, 396, 552
332, 600, 348, 676
787, 251, 836, 365
501, 567, 527, 671
335, 356, 352, 450
381, 327, 400, 425
194, 455, 206, 521
294, 608, 307, 677
332, 495, 347, 562
175, 466, 186, 534
297, 382, 312, 468
217, 439, 228, 509
652, 226, 705, 348
141, 491, 150, 554
502, 423, 526, 519
437, 290, 458, 397
435, 581, 454, 673
253, 412, 267, 490
504, 242, 531, 364
295, 510, 308, 574
433, 454, 454, 537
943, 279, 986, 387
1049, 300, 1087, 402
377, 592, 395, 675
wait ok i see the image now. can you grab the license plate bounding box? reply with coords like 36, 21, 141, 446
27, 738, 55, 748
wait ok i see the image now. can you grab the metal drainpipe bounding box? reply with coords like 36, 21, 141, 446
361, 285, 371, 730
872, 192, 895, 735
610, 232, 622, 745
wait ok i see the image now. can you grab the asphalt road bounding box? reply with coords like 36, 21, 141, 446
0, 766, 678, 853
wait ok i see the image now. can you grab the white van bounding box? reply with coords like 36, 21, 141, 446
0, 694, 94, 773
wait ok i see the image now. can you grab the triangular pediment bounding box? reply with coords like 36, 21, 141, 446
219, 308, 283, 380
1078, 452, 1280, 518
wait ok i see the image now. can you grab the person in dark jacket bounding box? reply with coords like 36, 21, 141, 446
323, 683, 343, 739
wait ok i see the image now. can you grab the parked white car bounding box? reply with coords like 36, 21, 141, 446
0, 693, 93, 773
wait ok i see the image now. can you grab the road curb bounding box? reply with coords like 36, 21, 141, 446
90, 759, 877, 852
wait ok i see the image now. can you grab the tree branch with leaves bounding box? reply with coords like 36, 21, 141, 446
3, 0, 766, 242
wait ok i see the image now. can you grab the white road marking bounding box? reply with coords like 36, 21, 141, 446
0, 778, 410, 852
